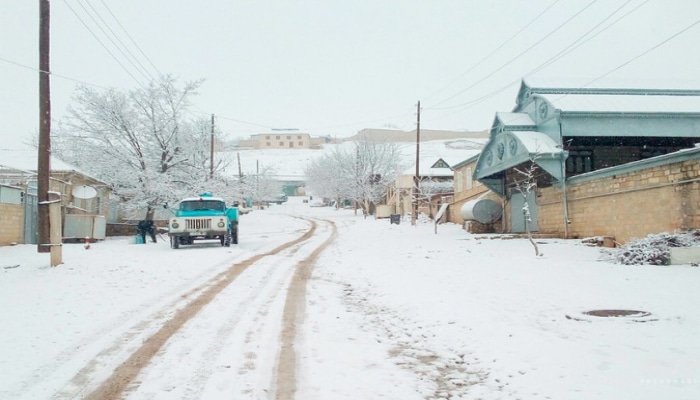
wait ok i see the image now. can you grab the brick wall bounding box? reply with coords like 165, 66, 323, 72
537, 158, 700, 244
0, 203, 24, 246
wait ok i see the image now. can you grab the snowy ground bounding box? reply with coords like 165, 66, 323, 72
1, 196, 700, 399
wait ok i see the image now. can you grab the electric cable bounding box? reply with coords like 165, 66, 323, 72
428, 0, 600, 109
423, 0, 561, 104
61, 0, 145, 87
98, 0, 163, 77
78, 0, 157, 82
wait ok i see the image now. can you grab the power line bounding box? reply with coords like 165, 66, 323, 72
425, 0, 644, 115
423, 0, 561, 104
98, 0, 163, 77
428, 0, 600, 110
77, 0, 157, 82
61, 0, 145, 87
426, 14, 700, 125
0, 56, 109, 89
523, 0, 646, 80
580, 18, 700, 89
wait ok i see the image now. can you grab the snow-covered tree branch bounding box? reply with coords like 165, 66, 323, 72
54, 75, 234, 219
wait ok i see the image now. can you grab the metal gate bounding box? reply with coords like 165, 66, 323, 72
23, 191, 38, 244
510, 189, 539, 233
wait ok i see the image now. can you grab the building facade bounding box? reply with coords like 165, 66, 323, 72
237, 131, 335, 149
468, 79, 700, 243
0, 150, 112, 246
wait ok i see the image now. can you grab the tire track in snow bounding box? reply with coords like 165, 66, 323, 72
274, 218, 337, 400
79, 217, 336, 400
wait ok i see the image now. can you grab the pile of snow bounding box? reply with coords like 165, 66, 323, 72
607, 230, 700, 265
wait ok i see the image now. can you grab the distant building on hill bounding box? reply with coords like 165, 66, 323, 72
237, 130, 336, 149
236, 128, 488, 149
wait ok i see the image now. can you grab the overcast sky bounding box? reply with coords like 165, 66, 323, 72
2, 0, 699, 150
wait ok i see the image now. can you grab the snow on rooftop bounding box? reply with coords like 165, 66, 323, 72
0, 149, 81, 172
511, 131, 563, 154
523, 76, 700, 91
540, 93, 700, 113
497, 112, 535, 126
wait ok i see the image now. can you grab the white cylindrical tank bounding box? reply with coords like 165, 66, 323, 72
460, 199, 502, 224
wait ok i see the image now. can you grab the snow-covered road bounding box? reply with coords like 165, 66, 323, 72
3, 197, 700, 399
1, 212, 337, 399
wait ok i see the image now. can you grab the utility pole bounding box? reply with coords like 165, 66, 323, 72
210, 114, 215, 179
411, 101, 421, 226
37, 0, 51, 253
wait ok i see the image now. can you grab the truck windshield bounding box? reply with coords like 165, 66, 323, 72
180, 200, 225, 212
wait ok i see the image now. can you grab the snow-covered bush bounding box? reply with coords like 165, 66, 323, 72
607, 230, 700, 265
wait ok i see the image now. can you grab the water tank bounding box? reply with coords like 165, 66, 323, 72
460, 199, 502, 224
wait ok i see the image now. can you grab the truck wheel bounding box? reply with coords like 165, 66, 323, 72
170, 236, 179, 249
223, 232, 231, 247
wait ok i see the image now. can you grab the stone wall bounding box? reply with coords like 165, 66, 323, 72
537, 158, 700, 244
0, 203, 23, 246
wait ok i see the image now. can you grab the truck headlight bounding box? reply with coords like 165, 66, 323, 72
172, 222, 179, 229
217, 221, 225, 228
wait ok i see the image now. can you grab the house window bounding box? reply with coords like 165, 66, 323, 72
566, 150, 593, 174
289, 142, 294, 147
298, 141, 304, 146
276, 136, 280, 140
455, 170, 463, 192
265, 135, 270, 140
466, 167, 473, 189
266, 142, 271, 146
279, 142, 284, 146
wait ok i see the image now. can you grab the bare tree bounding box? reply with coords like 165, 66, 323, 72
305, 155, 345, 208
513, 160, 541, 256
54, 76, 233, 219
305, 140, 405, 216
415, 177, 453, 219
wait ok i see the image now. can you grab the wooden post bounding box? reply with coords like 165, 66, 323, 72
48, 191, 62, 266
37, 0, 51, 253
412, 101, 421, 226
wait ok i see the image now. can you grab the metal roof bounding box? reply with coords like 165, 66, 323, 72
521, 77, 700, 92
537, 93, 700, 114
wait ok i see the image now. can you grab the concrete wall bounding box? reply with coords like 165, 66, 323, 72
537, 157, 700, 244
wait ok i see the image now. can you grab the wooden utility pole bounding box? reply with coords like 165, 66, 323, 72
37, 0, 51, 253
411, 101, 421, 226
210, 114, 215, 179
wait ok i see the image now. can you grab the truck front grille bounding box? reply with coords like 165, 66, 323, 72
186, 218, 211, 230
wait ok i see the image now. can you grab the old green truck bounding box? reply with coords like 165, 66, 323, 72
167, 194, 239, 249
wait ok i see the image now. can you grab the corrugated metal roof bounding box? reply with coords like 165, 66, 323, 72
539, 93, 700, 113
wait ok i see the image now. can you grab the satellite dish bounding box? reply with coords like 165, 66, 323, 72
72, 185, 97, 199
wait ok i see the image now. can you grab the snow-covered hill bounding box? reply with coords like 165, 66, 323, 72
218, 138, 486, 180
